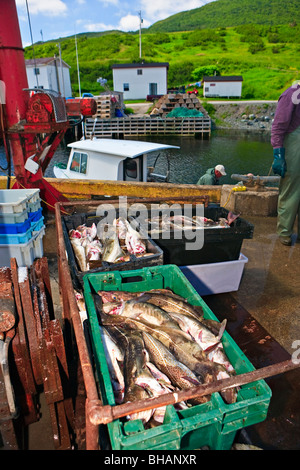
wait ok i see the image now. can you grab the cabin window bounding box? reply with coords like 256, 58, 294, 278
34, 68, 40, 75
70, 151, 88, 174
124, 159, 137, 179
123, 83, 129, 91
137, 69, 143, 75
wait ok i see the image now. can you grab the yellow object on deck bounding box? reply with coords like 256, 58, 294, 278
0, 176, 221, 203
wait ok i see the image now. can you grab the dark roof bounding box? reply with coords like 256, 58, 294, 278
203, 76, 243, 82
112, 62, 169, 69
25, 57, 70, 68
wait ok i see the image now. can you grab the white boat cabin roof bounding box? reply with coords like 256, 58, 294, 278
67, 138, 179, 159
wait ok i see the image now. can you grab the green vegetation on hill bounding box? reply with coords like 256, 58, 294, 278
24, 0, 300, 100
148, 0, 300, 32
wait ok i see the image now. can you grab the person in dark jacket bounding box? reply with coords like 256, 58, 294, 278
271, 82, 300, 246
197, 164, 226, 185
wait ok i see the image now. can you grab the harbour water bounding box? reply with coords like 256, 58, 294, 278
0, 129, 275, 186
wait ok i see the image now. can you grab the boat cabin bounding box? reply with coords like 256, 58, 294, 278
53, 138, 179, 182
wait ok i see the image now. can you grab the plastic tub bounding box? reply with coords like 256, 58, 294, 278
0, 189, 40, 214
83, 265, 272, 450
0, 218, 44, 244
0, 208, 43, 234
0, 226, 45, 267
180, 254, 248, 295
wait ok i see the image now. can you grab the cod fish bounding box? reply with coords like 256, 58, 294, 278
85, 239, 102, 261
142, 291, 204, 320
70, 238, 87, 271
69, 223, 97, 240
207, 343, 235, 373
100, 312, 214, 387
107, 326, 154, 423
101, 297, 179, 328
100, 327, 125, 404
169, 312, 227, 351
114, 217, 146, 255
102, 229, 126, 263
98, 290, 138, 303
119, 297, 180, 328
192, 216, 217, 227
142, 332, 208, 405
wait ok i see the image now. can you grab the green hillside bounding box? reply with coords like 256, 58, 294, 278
23, 0, 300, 100
149, 0, 300, 32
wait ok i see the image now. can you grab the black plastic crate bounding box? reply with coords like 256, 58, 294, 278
130, 204, 254, 266
62, 212, 164, 290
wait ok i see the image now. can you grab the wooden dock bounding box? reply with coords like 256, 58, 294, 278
84, 116, 211, 138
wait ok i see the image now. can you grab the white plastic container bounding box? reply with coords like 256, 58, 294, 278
0, 226, 45, 267
0, 189, 40, 215
180, 253, 248, 296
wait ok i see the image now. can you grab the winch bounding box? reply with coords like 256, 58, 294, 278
231, 174, 280, 191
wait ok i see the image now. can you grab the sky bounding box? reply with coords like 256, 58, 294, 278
15, 0, 216, 47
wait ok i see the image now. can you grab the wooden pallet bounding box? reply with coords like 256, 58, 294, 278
84, 116, 211, 137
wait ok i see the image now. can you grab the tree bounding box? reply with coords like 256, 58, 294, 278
191, 65, 220, 81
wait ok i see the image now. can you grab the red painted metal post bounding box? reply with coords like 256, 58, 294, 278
0, 0, 30, 180
0, 0, 70, 208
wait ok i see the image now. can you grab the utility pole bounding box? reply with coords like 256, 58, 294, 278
75, 32, 81, 97
56, 42, 65, 96
139, 10, 143, 59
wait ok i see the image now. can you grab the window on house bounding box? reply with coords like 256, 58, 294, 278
34, 68, 40, 75
137, 69, 143, 75
70, 152, 88, 174
123, 83, 129, 91
205, 87, 209, 92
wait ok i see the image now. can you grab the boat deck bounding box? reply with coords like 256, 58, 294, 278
11, 212, 300, 450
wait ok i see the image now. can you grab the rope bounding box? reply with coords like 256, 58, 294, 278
222, 188, 234, 208
267, 164, 273, 177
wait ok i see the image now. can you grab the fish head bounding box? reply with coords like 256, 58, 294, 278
102, 301, 124, 315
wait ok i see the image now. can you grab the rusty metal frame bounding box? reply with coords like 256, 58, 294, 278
55, 202, 101, 450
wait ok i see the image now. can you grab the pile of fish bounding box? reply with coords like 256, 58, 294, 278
95, 288, 238, 427
69, 217, 149, 272
140, 211, 240, 234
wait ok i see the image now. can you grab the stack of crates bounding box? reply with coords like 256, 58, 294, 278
0, 189, 45, 267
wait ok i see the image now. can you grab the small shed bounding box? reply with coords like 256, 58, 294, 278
25, 57, 72, 97
203, 76, 243, 98
112, 62, 169, 100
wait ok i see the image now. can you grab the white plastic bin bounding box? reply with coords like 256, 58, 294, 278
0, 226, 45, 267
180, 253, 248, 295
0, 189, 40, 215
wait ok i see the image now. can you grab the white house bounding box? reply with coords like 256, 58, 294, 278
203, 76, 243, 98
25, 57, 72, 98
112, 62, 169, 100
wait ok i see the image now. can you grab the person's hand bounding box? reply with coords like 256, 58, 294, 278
272, 148, 286, 178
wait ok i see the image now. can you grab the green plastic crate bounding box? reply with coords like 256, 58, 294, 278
83, 265, 272, 450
